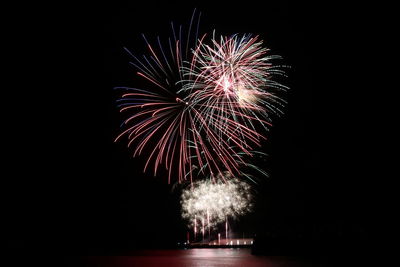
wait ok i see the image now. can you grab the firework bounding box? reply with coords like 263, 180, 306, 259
114, 11, 287, 184
181, 34, 288, 141
114, 10, 205, 183
180, 173, 253, 230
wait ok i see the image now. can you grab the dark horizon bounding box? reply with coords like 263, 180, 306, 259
5, 1, 378, 264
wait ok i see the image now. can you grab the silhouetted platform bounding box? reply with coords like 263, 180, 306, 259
187, 238, 253, 248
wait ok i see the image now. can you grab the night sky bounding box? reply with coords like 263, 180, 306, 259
6, 0, 378, 258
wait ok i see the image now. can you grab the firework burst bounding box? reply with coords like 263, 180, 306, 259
181, 173, 253, 229
181, 34, 288, 141
114, 11, 205, 183
114, 11, 287, 184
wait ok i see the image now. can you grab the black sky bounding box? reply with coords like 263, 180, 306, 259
5, 0, 379, 256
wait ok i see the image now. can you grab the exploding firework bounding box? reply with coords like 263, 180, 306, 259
181, 34, 288, 141
114, 11, 287, 184
180, 173, 253, 230
114, 11, 206, 183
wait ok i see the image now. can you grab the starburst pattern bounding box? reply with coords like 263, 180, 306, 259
181, 173, 252, 229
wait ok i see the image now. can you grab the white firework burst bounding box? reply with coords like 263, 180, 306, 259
181, 173, 253, 229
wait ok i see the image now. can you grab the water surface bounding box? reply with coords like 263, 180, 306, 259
86, 248, 324, 267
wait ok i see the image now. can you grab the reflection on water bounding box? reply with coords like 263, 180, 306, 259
87, 248, 320, 267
